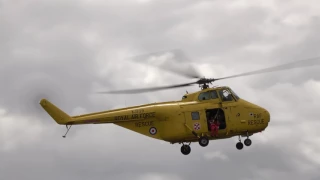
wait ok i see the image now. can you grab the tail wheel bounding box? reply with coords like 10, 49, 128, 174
199, 136, 209, 147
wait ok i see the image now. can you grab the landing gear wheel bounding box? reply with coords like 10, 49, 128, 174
199, 136, 209, 147
236, 142, 243, 150
244, 139, 252, 146
181, 145, 191, 155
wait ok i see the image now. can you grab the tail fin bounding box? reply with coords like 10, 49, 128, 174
39, 99, 72, 125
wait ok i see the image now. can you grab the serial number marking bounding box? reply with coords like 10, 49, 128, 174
132, 109, 144, 114
248, 119, 264, 125
135, 121, 154, 127
83, 119, 100, 123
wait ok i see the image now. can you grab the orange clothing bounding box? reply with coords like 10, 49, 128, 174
210, 121, 220, 136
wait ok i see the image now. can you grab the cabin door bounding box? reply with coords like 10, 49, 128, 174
184, 109, 207, 136
220, 104, 238, 134
205, 107, 228, 136
218, 89, 239, 135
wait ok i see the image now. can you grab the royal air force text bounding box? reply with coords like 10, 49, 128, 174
114, 112, 156, 121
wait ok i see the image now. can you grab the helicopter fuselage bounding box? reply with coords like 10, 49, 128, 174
40, 86, 270, 146
114, 95, 270, 144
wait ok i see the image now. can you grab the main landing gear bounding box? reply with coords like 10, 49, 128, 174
236, 131, 252, 150
180, 135, 210, 155
180, 135, 209, 155
180, 142, 191, 155
199, 136, 209, 147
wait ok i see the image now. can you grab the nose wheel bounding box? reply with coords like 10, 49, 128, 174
236, 131, 252, 150
236, 135, 244, 150
236, 142, 243, 150
244, 130, 252, 146
244, 138, 252, 146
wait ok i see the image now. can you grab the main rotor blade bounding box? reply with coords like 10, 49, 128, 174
129, 49, 202, 79
215, 56, 320, 81
96, 82, 197, 94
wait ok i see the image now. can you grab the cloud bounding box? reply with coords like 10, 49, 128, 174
203, 151, 229, 161
0, 111, 44, 152
1, 0, 320, 180
138, 173, 182, 180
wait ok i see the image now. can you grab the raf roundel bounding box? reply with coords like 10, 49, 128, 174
149, 127, 157, 135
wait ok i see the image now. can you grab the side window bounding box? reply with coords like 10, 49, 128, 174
198, 92, 211, 100
219, 89, 234, 101
191, 112, 200, 120
210, 90, 219, 99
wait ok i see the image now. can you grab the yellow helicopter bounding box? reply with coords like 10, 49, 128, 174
39, 51, 320, 155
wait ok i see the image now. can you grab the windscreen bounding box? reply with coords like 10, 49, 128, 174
229, 88, 240, 100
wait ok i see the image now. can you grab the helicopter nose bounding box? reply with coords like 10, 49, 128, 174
264, 109, 270, 122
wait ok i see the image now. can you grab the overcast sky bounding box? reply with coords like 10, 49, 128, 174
1, 0, 320, 179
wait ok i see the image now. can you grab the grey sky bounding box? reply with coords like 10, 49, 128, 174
1, 0, 320, 180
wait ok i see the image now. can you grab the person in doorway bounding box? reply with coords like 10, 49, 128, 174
210, 118, 220, 137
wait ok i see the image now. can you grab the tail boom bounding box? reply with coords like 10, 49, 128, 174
40, 99, 156, 125
40, 99, 72, 125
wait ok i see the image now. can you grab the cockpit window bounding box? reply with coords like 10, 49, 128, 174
198, 92, 211, 100
198, 90, 219, 101
210, 90, 219, 99
218, 89, 234, 101
229, 88, 240, 100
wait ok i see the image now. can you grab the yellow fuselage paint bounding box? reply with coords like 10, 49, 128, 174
113, 98, 270, 143
40, 86, 270, 144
